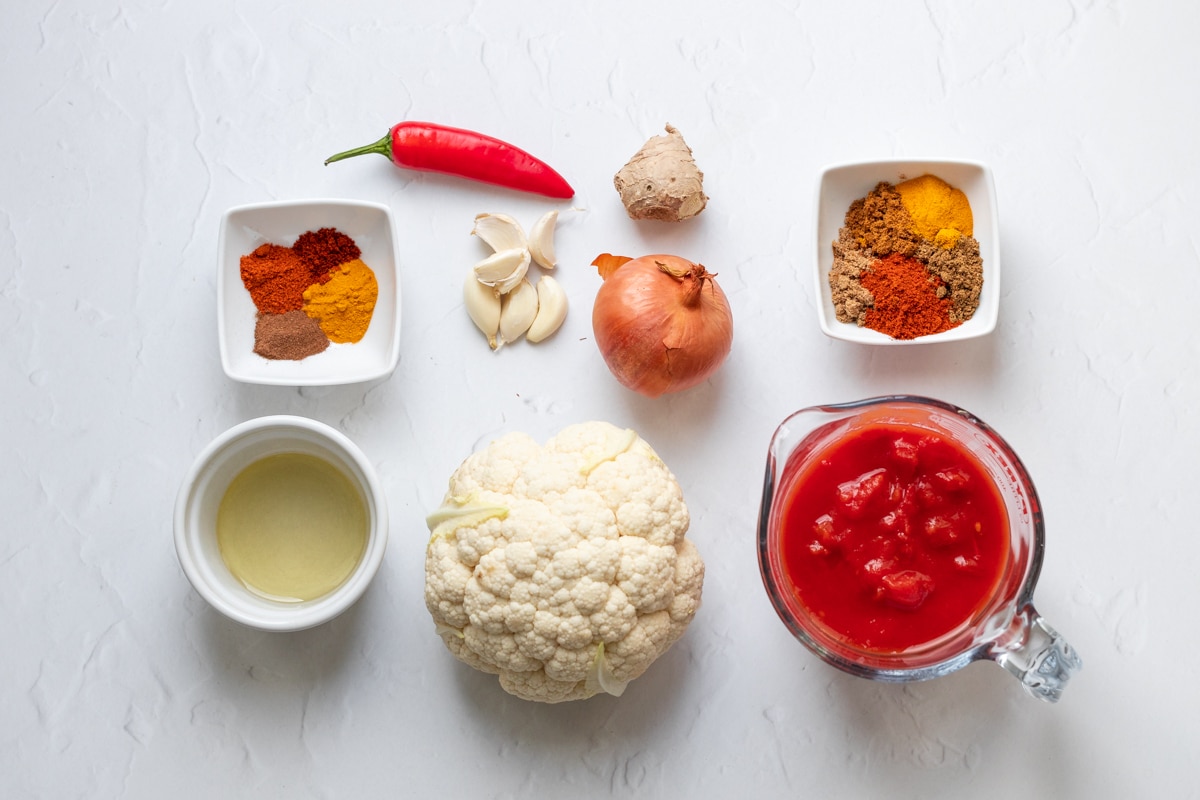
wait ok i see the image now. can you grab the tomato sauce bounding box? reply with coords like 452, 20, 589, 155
778, 421, 1009, 653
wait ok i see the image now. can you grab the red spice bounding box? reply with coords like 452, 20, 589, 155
240, 244, 325, 314
239, 226, 362, 321
293, 227, 361, 278
861, 253, 958, 339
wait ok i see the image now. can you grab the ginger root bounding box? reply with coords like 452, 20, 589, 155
613, 124, 707, 222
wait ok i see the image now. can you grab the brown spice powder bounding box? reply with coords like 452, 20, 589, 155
915, 236, 984, 322
253, 310, 330, 360
829, 228, 877, 325
842, 182, 921, 258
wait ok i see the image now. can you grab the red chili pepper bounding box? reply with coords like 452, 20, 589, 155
325, 121, 574, 199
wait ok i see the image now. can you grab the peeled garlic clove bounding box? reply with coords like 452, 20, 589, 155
474, 247, 530, 294
492, 255, 531, 296
527, 275, 567, 343
464, 270, 502, 349
472, 213, 527, 253
498, 278, 538, 346
528, 210, 559, 269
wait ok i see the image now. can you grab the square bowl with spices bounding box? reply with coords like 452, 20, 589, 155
218, 198, 401, 385
814, 159, 1000, 345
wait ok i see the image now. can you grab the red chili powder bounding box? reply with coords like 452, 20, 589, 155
293, 227, 361, 277
860, 252, 959, 340
239, 244, 325, 314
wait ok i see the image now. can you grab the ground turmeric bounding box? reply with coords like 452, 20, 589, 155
895, 174, 973, 248
302, 259, 378, 343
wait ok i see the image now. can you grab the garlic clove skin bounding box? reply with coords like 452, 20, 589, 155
464, 270, 502, 349
527, 275, 567, 343
474, 247, 530, 295
472, 213, 527, 253
528, 210, 559, 270
498, 278, 539, 346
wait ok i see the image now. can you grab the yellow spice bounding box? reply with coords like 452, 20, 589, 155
896, 174, 973, 248
303, 258, 378, 343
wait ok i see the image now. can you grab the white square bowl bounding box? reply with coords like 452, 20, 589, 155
814, 159, 999, 345
218, 199, 401, 384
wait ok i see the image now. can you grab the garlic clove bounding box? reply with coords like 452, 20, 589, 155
527, 275, 567, 343
498, 278, 538, 346
528, 210, 559, 269
474, 247, 530, 294
472, 213, 527, 253
492, 256, 531, 296
464, 270, 502, 349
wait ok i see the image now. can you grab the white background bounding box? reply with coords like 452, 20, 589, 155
3, 1, 1195, 797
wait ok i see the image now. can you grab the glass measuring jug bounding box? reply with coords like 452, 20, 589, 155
757, 396, 1080, 702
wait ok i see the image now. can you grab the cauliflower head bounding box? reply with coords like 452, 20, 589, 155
424, 421, 704, 703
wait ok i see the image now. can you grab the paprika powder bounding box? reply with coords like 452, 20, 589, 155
860, 253, 956, 339
240, 244, 323, 314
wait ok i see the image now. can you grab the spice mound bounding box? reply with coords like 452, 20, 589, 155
829, 175, 983, 340
239, 227, 377, 360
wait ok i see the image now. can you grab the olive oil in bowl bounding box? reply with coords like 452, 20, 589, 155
217, 452, 368, 603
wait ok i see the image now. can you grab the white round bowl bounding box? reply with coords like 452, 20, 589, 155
174, 415, 388, 631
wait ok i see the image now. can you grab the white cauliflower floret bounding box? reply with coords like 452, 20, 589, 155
424, 421, 704, 703
616, 537, 677, 613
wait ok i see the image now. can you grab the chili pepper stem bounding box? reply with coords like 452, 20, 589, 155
324, 133, 392, 166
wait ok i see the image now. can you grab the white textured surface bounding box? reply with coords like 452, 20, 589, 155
3, 1, 1196, 796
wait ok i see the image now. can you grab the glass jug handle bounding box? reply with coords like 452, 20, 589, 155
987, 604, 1082, 703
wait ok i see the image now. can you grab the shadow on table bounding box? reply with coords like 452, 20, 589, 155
188, 587, 369, 683
446, 632, 697, 741
817, 660, 1080, 791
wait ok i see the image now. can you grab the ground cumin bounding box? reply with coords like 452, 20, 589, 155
842, 182, 921, 258
829, 228, 877, 325
253, 310, 330, 360
915, 236, 983, 322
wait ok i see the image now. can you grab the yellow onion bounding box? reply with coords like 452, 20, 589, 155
591, 254, 733, 398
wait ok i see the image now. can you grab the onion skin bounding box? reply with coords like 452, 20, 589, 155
592, 254, 733, 398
